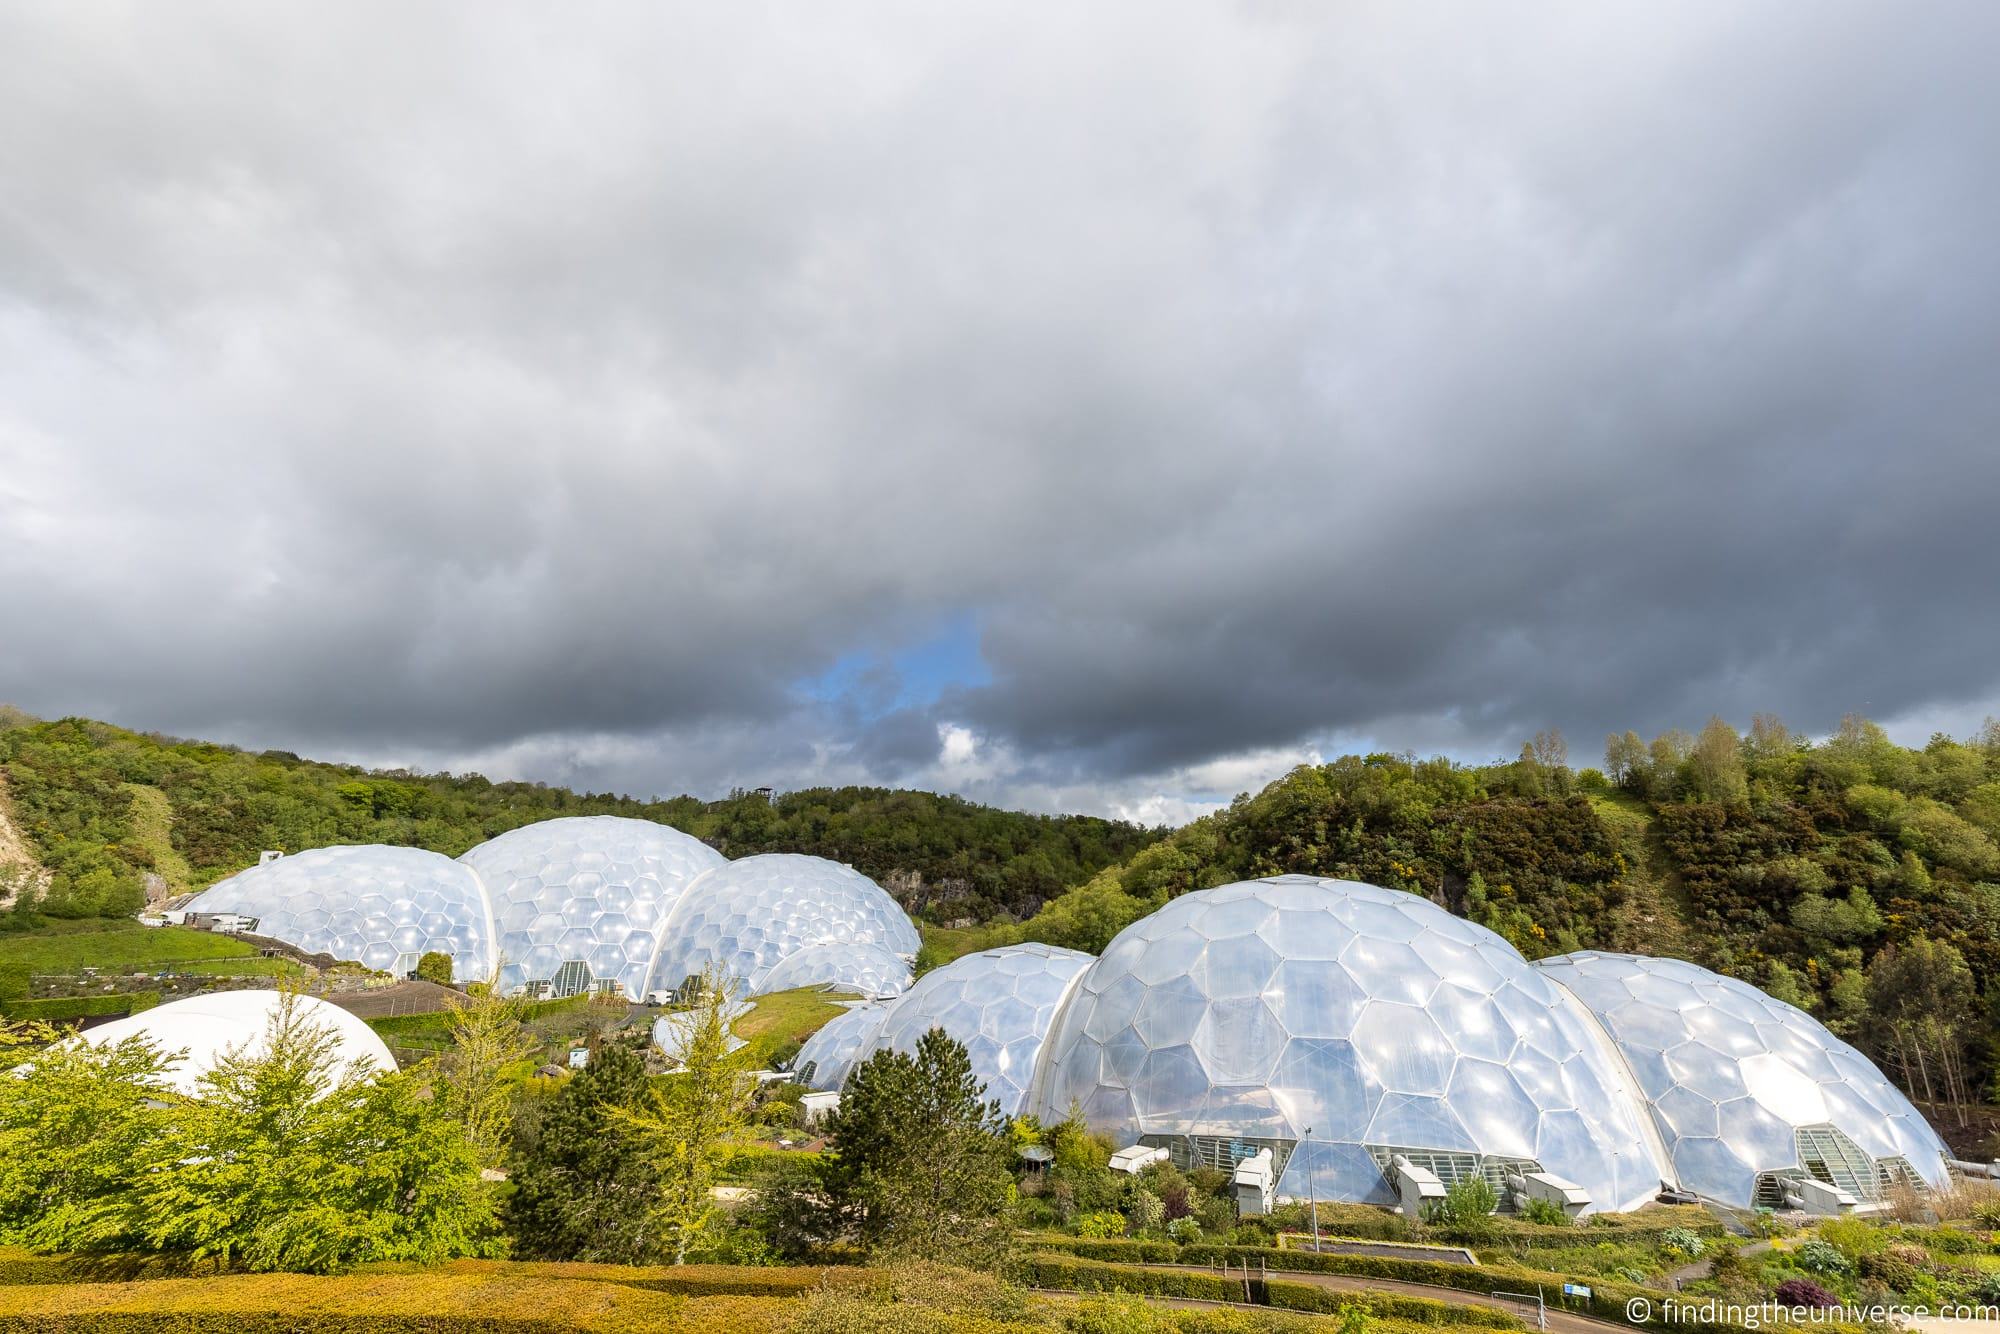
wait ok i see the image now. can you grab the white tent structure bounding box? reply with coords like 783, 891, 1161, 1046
73, 990, 396, 1098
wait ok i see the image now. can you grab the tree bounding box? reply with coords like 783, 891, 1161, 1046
506, 1038, 664, 1262
414, 951, 454, 985
438, 985, 535, 1170
820, 1026, 1014, 1266
1604, 732, 1648, 789
136, 990, 492, 1271
610, 967, 752, 1264
1685, 717, 1748, 805
0, 1023, 169, 1251
1747, 713, 1795, 761
1866, 936, 1977, 1125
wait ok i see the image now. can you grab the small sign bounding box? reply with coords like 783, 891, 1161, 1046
1561, 1283, 1591, 1299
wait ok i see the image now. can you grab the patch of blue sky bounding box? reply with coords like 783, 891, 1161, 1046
796, 612, 991, 720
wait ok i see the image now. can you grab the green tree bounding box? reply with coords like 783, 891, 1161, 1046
821, 1026, 1014, 1265
438, 985, 535, 1170
1866, 936, 1977, 1123
611, 968, 753, 1264
1685, 717, 1748, 805
506, 1038, 663, 1262
135, 990, 491, 1272
0, 1022, 169, 1251
414, 951, 454, 985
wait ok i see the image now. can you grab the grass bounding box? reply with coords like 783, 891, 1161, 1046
731, 986, 854, 1064
920, 920, 1023, 969
0, 920, 260, 1002
121, 784, 197, 899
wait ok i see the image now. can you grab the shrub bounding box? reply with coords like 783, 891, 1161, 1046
1774, 1277, 1841, 1308
1659, 1227, 1705, 1259
1422, 1178, 1496, 1236
1517, 1199, 1570, 1228
1747, 1209, 1789, 1240
1166, 1217, 1202, 1245
1794, 1240, 1851, 1276
1077, 1213, 1127, 1240
1126, 1189, 1164, 1236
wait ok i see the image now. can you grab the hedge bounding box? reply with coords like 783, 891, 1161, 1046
1022, 1237, 1864, 1334
1020, 1254, 1518, 1328
0, 1272, 798, 1332
0, 991, 159, 1023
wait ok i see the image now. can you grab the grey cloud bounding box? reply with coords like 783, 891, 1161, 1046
2, 2, 1997, 817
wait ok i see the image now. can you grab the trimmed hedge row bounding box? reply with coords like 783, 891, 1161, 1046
0, 991, 159, 1022
359, 1258, 870, 1297
1021, 1254, 1518, 1328
1022, 1236, 1864, 1334
0, 1272, 796, 1332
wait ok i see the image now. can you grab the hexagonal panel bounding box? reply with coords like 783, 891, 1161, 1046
185, 845, 495, 982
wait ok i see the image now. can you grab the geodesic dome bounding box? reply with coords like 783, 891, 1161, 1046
652, 854, 921, 998
184, 845, 495, 982
460, 815, 726, 998
72, 990, 396, 1098
1533, 951, 1952, 1208
865, 943, 1094, 1118
755, 941, 913, 998
794, 1001, 891, 1091
1032, 876, 1667, 1212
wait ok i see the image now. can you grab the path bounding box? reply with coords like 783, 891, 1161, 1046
1664, 1240, 1771, 1289
1588, 791, 1696, 958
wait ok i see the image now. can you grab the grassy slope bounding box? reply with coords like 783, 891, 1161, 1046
0, 921, 260, 1002
121, 783, 195, 899
731, 987, 853, 1064
1585, 789, 1696, 958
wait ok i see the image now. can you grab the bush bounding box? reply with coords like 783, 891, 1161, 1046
1517, 1199, 1570, 1228
1126, 1190, 1164, 1236
1794, 1240, 1851, 1276
414, 952, 454, 986
1659, 1227, 1705, 1259
1077, 1213, 1127, 1240
1774, 1277, 1841, 1309
1166, 1217, 1202, 1245
1422, 1178, 1496, 1235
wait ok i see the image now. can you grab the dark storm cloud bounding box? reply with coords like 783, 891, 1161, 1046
2, 2, 1997, 815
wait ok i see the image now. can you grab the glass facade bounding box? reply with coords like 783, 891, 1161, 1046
794, 1000, 892, 1090
185, 845, 496, 982
459, 815, 727, 998
1534, 951, 1953, 1207
1031, 876, 1668, 1212
652, 853, 922, 998
863, 942, 1094, 1117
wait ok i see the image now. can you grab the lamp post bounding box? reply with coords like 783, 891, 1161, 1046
1303, 1128, 1319, 1251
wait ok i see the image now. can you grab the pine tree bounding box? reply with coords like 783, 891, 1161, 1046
610, 967, 752, 1263
821, 1026, 1014, 1266
505, 1038, 663, 1262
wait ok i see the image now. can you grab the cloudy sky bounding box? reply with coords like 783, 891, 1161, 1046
3, 3, 1997, 824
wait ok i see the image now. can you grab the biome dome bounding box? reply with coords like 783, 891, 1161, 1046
794, 1001, 892, 1091
184, 845, 495, 983
862, 942, 1094, 1118
458, 815, 729, 998
1534, 951, 1953, 1208
73, 990, 396, 1098
652, 853, 922, 998
175, 817, 922, 1005
1030, 876, 1671, 1212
